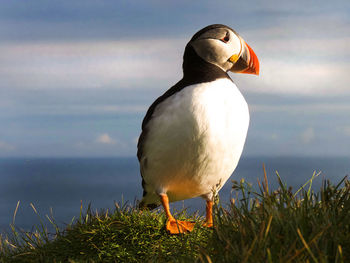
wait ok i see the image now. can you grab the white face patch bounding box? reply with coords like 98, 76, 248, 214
190, 29, 242, 72
229, 36, 243, 62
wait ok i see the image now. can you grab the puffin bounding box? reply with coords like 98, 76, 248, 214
137, 24, 259, 234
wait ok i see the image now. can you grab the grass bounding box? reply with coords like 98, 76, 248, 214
1, 168, 349, 262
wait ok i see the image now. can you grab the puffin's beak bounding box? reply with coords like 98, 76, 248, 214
229, 41, 259, 75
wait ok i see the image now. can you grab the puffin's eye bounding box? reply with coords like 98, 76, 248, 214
221, 34, 230, 43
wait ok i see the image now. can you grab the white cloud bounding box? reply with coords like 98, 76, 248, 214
270, 133, 279, 140
250, 103, 350, 114
236, 17, 350, 96
235, 51, 350, 96
0, 141, 15, 151
132, 136, 140, 145
1, 25, 349, 97
300, 127, 315, 143
96, 133, 116, 144
251, 60, 348, 95
0, 39, 184, 90
16, 104, 147, 116
337, 126, 350, 136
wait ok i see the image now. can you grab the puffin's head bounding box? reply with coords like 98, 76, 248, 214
188, 24, 259, 75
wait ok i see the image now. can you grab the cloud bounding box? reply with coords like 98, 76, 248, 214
253, 61, 348, 95
1, 33, 349, 97
16, 104, 147, 116
0, 140, 15, 151
132, 136, 140, 145
96, 133, 116, 144
235, 15, 350, 96
300, 127, 315, 143
1, 11, 350, 97
0, 39, 184, 90
0, 1, 348, 97
270, 133, 279, 140
337, 126, 350, 136
250, 103, 350, 114
0, 0, 349, 158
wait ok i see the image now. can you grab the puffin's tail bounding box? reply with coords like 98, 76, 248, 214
139, 200, 159, 210
139, 191, 161, 210
139, 178, 161, 209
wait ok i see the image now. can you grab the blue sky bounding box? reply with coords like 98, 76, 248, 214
0, 0, 349, 157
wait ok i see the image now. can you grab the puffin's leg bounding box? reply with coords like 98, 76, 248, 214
159, 194, 195, 234
203, 200, 214, 227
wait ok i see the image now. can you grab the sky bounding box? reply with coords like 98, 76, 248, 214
0, 0, 349, 157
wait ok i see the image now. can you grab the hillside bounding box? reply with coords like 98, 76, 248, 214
1, 172, 349, 262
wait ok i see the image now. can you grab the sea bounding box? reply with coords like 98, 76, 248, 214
0, 156, 349, 235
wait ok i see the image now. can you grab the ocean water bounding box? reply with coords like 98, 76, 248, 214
0, 156, 349, 235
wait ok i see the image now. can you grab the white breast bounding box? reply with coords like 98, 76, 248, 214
141, 78, 249, 203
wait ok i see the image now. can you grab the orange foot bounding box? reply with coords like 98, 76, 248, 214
166, 218, 195, 234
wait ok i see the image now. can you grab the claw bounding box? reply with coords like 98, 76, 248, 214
166, 218, 195, 234
159, 193, 195, 234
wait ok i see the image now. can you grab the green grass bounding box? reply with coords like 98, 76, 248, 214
1, 169, 349, 262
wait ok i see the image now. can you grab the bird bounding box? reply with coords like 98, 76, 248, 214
137, 24, 259, 234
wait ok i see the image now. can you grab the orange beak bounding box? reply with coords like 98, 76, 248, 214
230, 41, 259, 75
